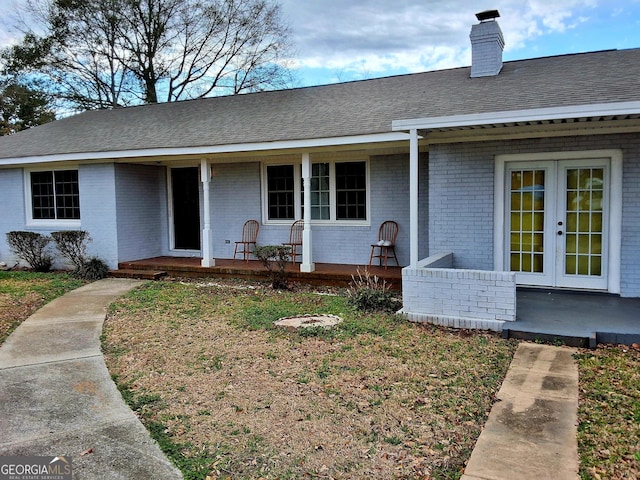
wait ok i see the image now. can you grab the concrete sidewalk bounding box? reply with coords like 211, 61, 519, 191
0, 278, 182, 479
462, 343, 579, 480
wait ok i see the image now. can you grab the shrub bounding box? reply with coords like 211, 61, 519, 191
78, 257, 109, 280
51, 230, 91, 272
5, 231, 53, 272
346, 267, 402, 313
253, 245, 291, 290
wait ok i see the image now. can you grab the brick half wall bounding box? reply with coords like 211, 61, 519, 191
401, 253, 516, 331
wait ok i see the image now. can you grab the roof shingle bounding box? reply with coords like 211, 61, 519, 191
1, 48, 639, 160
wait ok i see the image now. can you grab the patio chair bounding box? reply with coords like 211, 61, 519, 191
369, 220, 399, 269
283, 219, 304, 263
233, 220, 260, 261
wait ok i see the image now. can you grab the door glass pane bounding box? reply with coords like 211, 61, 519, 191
591, 234, 602, 255
591, 256, 602, 276
565, 234, 576, 254
564, 168, 604, 277
533, 233, 544, 252
577, 255, 590, 275
509, 169, 545, 273
533, 254, 544, 272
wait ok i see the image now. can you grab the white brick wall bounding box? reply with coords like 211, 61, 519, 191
79, 164, 119, 268
401, 253, 516, 331
207, 153, 428, 265
115, 164, 165, 262
0, 168, 26, 266
430, 134, 640, 297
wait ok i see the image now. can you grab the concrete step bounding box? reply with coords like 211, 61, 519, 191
109, 269, 166, 280
503, 329, 591, 348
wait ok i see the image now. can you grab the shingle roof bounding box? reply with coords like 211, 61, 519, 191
1, 48, 640, 160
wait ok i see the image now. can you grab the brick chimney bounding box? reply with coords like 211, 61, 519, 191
470, 10, 504, 78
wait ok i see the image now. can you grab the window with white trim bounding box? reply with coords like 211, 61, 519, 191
264, 160, 368, 223
28, 169, 80, 221
335, 161, 366, 220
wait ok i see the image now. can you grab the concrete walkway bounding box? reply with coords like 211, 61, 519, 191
0, 279, 182, 480
462, 343, 579, 480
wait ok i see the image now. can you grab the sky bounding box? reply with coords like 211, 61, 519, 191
1, 0, 639, 88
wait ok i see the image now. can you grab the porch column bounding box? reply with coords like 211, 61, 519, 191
409, 128, 419, 268
300, 152, 315, 272
200, 158, 215, 267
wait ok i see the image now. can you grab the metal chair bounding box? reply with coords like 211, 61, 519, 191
283, 219, 304, 263
369, 220, 399, 269
233, 220, 260, 261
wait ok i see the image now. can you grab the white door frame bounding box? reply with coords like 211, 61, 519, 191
494, 149, 622, 293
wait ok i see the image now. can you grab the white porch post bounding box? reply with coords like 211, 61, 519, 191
409, 129, 419, 268
300, 152, 315, 272
200, 158, 215, 267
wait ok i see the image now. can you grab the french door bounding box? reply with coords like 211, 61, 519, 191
506, 159, 609, 289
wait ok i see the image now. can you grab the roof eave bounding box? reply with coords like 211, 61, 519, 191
0, 132, 411, 167
391, 101, 640, 131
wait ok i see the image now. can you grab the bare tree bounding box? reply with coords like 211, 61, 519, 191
2, 0, 294, 110
2, 0, 139, 110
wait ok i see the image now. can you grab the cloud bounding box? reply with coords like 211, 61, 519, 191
281, 0, 602, 75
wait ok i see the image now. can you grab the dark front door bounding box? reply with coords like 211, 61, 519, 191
171, 167, 201, 250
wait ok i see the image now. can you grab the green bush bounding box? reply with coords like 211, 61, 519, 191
5, 231, 53, 272
51, 230, 91, 272
253, 245, 291, 290
347, 267, 402, 313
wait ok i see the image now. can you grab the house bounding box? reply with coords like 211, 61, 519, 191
1, 12, 639, 330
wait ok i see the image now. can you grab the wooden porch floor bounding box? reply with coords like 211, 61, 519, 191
112, 256, 403, 289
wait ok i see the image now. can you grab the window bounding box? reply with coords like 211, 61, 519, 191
29, 170, 80, 221
267, 165, 295, 220
310, 163, 330, 220
264, 160, 368, 223
336, 162, 366, 220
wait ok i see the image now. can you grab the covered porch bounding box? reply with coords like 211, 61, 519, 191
111, 257, 640, 346
508, 289, 640, 347
111, 256, 403, 289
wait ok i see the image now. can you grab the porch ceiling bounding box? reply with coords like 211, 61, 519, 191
394, 101, 640, 144
422, 116, 640, 144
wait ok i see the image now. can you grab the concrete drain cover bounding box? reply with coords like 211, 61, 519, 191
274, 314, 343, 329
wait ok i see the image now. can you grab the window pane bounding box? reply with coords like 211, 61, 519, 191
336, 162, 366, 220
54, 170, 80, 220
308, 163, 330, 220
31, 171, 55, 219
267, 165, 294, 220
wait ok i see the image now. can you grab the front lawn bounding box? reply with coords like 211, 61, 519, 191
575, 345, 640, 479
103, 279, 518, 479
0, 271, 84, 344
4, 273, 637, 479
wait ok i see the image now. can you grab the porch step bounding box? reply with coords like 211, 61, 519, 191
502, 329, 591, 348
109, 269, 167, 280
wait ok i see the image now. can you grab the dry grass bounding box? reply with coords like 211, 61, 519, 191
103, 279, 518, 479
576, 344, 640, 480
0, 271, 84, 344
